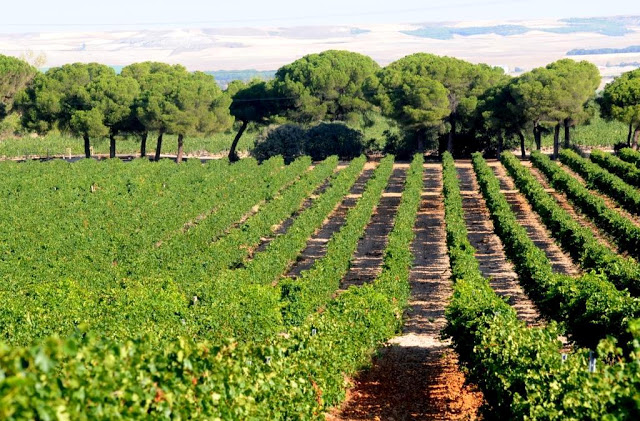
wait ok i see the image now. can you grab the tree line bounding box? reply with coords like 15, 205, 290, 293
1, 51, 639, 161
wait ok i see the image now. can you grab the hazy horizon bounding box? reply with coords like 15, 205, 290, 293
1, 9, 639, 83
0, 0, 636, 33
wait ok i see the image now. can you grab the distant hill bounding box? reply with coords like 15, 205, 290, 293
204, 70, 276, 89
402, 17, 639, 39
3, 15, 640, 79
568, 45, 640, 55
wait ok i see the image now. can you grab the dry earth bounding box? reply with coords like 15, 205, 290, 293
329, 162, 483, 421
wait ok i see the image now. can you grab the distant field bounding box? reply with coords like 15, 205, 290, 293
536, 115, 629, 148
0, 131, 257, 158
0, 116, 395, 159
0, 115, 627, 159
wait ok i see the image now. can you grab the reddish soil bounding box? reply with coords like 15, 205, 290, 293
286, 163, 377, 278
340, 165, 407, 289
329, 162, 483, 421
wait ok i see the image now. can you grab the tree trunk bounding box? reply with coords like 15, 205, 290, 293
109, 133, 116, 159
628, 123, 634, 147
84, 134, 91, 159
633, 125, 640, 151
447, 117, 456, 153
496, 131, 503, 160
564, 118, 571, 149
140, 132, 148, 158
553, 123, 561, 160
229, 120, 248, 162
154, 132, 164, 161
518, 131, 526, 159
176, 134, 185, 163
533, 123, 542, 151
416, 129, 425, 152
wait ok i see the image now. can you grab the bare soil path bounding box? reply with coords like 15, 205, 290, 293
522, 161, 618, 252
329, 162, 482, 421
340, 164, 407, 289
286, 163, 377, 278
456, 161, 541, 325
489, 161, 579, 276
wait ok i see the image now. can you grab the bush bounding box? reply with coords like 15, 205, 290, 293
382, 130, 417, 160
0, 112, 24, 137
252, 122, 364, 163
251, 124, 306, 164
305, 122, 363, 161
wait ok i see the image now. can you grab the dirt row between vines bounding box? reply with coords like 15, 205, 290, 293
286, 163, 377, 278
252, 164, 341, 256
340, 165, 408, 290
489, 161, 579, 276
329, 162, 483, 421
456, 161, 541, 326
522, 161, 618, 252
153, 164, 311, 249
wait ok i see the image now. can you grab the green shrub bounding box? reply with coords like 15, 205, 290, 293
304, 122, 363, 161
0, 112, 23, 136
251, 124, 306, 163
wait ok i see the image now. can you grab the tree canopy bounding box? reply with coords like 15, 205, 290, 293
509, 59, 599, 157
121, 62, 192, 159
510, 66, 563, 152
600, 68, 640, 148
274, 50, 381, 124
545, 59, 600, 154
0, 55, 37, 120
164, 71, 233, 162
19, 63, 131, 157
377, 68, 449, 150
227, 80, 281, 161
475, 78, 528, 158
18, 61, 232, 161
378, 53, 506, 152
1, 51, 624, 159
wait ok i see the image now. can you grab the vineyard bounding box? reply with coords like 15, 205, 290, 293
1, 148, 640, 419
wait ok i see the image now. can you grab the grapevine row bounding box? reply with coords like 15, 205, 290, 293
442, 151, 640, 420
0, 156, 307, 345
280, 154, 398, 325
531, 151, 640, 261
472, 153, 638, 346
502, 151, 640, 294
590, 149, 640, 187
0, 155, 424, 419
559, 149, 640, 216
618, 147, 640, 168
183, 156, 370, 341
134, 155, 335, 282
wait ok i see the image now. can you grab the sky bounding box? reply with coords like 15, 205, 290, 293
0, 0, 637, 32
